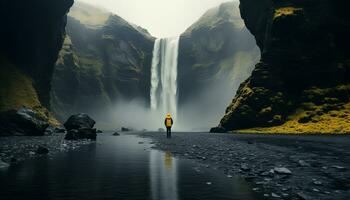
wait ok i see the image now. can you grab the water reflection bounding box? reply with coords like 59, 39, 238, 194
150, 151, 178, 200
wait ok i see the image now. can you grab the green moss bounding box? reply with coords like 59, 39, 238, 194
0, 56, 59, 125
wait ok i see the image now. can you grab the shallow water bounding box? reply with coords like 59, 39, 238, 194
0, 134, 259, 200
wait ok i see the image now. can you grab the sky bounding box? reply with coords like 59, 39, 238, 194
78, 0, 235, 38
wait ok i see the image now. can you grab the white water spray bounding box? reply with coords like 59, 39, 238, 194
150, 37, 180, 120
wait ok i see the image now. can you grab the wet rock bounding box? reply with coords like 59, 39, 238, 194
64, 114, 95, 131
0, 160, 10, 169
271, 193, 280, 198
241, 164, 250, 171
64, 114, 97, 140
54, 127, 66, 133
96, 130, 103, 133
65, 128, 97, 140
332, 165, 346, 171
298, 160, 310, 167
36, 146, 49, 155
297, 192, 310, 200
44, 126, 56, 135
113, 132, 120, 136
274, 167, 292, 175
0, 108, 49, 136
121, 127, 131, 132
313, 181, 323, 186
210, 126, 227, 133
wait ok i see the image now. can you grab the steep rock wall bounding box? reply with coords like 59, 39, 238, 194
0, 0, 73, 123
218, 0, 350, 132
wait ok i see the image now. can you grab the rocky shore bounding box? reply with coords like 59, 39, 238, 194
137, 132, 350, 200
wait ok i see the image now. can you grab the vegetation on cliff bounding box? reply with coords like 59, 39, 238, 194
216, 0, 350, 134
51, 2, 155, 121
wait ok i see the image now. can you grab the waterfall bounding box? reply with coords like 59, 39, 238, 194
150, 37, 180, 120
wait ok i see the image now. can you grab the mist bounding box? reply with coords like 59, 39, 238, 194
78, 0, 236, 37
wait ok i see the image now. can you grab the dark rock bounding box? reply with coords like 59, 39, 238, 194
241, 164, 250, 171
121, 127, 131, 132
0, 160, 10, 169
36, 146, 49, 155
64, 114, 95, 131
96, 130, 103, 133
0, 0, 74, 108
274, 167, 292, 175
0, 108, 49, 136
113, 132, 120, 136
65, 128, 97, 140
54, 127, 66, 133
217, 0, 350, 131
210, 126, 227, 133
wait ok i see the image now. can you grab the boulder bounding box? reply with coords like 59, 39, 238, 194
113, 132, 120, 136
65, 128, 97, 140
121, 127, 131, 132
63, 114, 97, 140
64, 113, 95, 131
0, 108, 49, 136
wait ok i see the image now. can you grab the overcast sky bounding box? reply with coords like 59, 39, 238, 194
78, 0, 235, 38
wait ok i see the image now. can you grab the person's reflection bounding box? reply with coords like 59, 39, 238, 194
150, 151, 178, 200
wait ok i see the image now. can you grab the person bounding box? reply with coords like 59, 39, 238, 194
164, 113, 173, 138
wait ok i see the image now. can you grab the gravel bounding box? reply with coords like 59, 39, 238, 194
136, 131, 350, 200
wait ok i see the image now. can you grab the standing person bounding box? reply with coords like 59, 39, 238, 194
164, 113, 173, 138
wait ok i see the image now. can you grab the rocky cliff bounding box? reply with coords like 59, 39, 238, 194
178, 2, 260, 105
51, 2, 154, 121
217, 0, 350, 133
0, 0, 73, 124
176, 2, 260, 129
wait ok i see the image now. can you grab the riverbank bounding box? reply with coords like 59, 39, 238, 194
0, 133, 94, 164
136, 132, 350, 200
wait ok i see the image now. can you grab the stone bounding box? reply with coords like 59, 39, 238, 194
121, 127, 132, 132
64, 114, 97, 140
113, 132, 120, 136
0, 160, 10, 169
241, 164, 250, 171
0, 108, 49, 136
298, 160, 310, 167
274, 167, 292, 175
64, 114, 95, 131
36, 146, 49, 155
271, 193, 280, 198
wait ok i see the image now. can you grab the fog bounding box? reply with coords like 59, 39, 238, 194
78, 0, 236, 37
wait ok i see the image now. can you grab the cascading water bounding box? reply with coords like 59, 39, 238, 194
150, 37, 180, 120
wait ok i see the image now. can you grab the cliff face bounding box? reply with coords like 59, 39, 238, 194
178, 2, 260, 105
0, 0, 73, 123
218, 0, 350, 133
51, 2, 154, 121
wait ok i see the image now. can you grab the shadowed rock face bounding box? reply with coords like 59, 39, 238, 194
0, 0, 74, 108
219, 0, 350, 130
178, 2, 260, 105
51, 2, 154, 121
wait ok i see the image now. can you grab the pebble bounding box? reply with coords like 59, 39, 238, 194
271, 193, 280, 198
206, 182, 212, 185
313, 181, 322, 186
0, 160, 10, 169
274, 167, 292, 175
